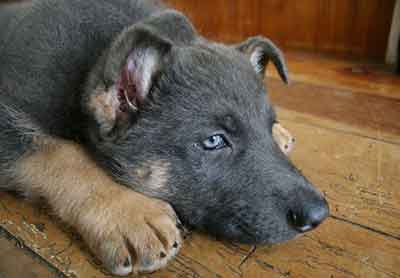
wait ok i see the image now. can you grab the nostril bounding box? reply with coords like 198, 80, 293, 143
308, 201, 329, 228
287, 209, 312, 232
287, 209, 313, 233
288, 200, 329, 233
287, 209, 301, 228
287, 209, 295, 223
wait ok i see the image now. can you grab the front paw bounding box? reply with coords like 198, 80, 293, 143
79, 192, 182, 276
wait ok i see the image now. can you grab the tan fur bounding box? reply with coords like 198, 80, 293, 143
135, 160, 170, 191
87, 86, 120, 134
273, 123, 295, 155
14, 137, 181, 275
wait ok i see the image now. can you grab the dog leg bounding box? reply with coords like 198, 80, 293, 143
11, 137, 182, 276
272, 122, 295, 155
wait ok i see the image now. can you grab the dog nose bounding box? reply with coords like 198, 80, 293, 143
287, 199, 329, 232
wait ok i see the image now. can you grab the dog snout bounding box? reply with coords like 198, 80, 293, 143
287, 197, 329, 233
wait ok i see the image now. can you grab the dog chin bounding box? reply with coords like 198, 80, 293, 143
206, 224, 299, 246
238, 228, 301, 246
264, 230, 302, 245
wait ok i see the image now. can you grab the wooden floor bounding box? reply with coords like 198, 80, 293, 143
1, 51, 399, 278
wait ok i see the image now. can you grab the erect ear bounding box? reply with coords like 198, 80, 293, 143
105, 25, 172, 111
235, 36, 289, 84
86, 25, 172, 139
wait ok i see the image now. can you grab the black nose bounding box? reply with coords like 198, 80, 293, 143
288, 199, 329, 233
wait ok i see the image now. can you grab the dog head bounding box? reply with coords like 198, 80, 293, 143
83, 12, 329, 245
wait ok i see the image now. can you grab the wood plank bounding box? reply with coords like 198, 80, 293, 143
1, 192, 400, 277
267, 51, 400, 101
268, 78, 400, 144
280, 114, 400, 239
0, 231, 59, 278
245, 217, 400, 278
0, 192, 279, 277
0, 193, 105, 277
1, 108, 400, 277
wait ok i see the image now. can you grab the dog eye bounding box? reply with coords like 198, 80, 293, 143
202, 134, 227, 150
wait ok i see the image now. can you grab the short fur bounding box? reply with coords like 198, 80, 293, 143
0, 0, 328, 275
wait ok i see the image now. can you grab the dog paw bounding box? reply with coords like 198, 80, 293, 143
273, 122, 295, 155
80, 191, 182, 276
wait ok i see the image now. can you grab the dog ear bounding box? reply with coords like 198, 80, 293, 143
105, 26, 172, 110
87, 26, 172, 139
235, 36, 289, 84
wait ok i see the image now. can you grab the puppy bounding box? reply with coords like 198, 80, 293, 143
0, 0, 327, 275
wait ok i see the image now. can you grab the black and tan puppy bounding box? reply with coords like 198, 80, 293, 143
0, 0, 328, 275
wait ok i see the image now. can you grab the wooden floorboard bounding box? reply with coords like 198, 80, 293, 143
283, 117, 400, 239
270, 79, 400, 145
1, 51, 400, 277
267, 50, 400, 100
0, 229, 61, 278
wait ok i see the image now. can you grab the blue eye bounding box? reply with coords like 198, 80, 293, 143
202, 134, 227, 150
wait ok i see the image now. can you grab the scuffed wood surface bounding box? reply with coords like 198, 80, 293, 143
284, 114, 400, 240
2, 102, 400, 277
1, 51, 400, 277
267, 51, 400, 101
2, 190, 400, 278
0, 234, 59, 278
0, 193, 105, 277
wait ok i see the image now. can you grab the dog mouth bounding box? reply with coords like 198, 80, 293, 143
195, 215, 301, 246
236, 225, 300, 245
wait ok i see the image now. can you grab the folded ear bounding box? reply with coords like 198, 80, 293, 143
235, 36, 289, 84
86, 26, 172, 139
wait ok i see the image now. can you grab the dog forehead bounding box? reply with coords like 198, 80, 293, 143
174, 43, 258, 81
167, 45, 268, 104
148, 43, 275, 133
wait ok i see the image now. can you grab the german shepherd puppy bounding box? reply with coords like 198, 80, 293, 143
0, 0, 328, 275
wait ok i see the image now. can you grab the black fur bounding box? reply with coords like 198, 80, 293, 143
0, 0, 328, 244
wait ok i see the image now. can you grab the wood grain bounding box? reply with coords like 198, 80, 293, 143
267, 50, 400, 101
1, 51, 400, 277
166, 0, 396, 61
2, 92, 400, 277
0, 233, 59, 278
270, 80, 400, 145
283, 113, 400, 239
2, 191, 400, 278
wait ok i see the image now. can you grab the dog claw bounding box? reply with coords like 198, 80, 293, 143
80, 192, 182, 276
113, 257, 133, 277
123, 257, 131, 267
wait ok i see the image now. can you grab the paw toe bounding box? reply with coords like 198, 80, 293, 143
112, 257, 133, 276
94, 237, 133, 276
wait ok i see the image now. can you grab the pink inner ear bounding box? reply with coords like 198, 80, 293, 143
117, 63, 138, 113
